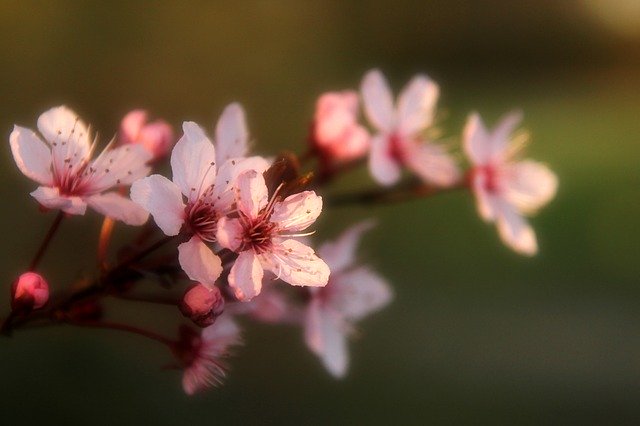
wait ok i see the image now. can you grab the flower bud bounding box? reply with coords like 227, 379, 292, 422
11, 272, 49, 312
311, 91, 370, 163
180, 284, 224, 327
120, 109, 174, 161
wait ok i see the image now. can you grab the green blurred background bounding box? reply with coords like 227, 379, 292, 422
1, 1, 639, 424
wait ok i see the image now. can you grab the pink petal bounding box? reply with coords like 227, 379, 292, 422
178, 236, 222, 287
263, 239, 330, 287
503, 160, 558, 214
215, 103, 249, 164
9, 125, 53, 185
314, 91, 359, 143
329, 266, 393, 321
368, 134, 401, 186
212, 156, 271, 208
228, 251, 264, 301
119, 110, 147, 144
216, 216, 244, 251
304, 299, 348, 378
30, 186, 86, 215
360, 69, 395, 132
402, 140, 460, 187
37, 106, 90, 152
396, 74, 439, 136
170, 122, 217, 202
234, 170, 268, 219
318, 220, 375, 273
494, 198, 538, 256
490, 111, 523, 160
130, 175, 185, 235
86, 192, 149, 225
87, 144, 152, 193
202, 314, 241, 352
463, 112, 492, 165
271, 191, 322, 232
471, 177, 498, 221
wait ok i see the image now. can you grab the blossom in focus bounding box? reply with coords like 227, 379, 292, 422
173, 315, 242, 395
131, 104, 269, 287
304, 221, 392, 378
180, 284, 225, 327
312, 91, 370, 163
463, 111, 558, 255
119, 109, 174, 161
360, 69, 459, 187
10, 106, 151, 224
11, 272, 49, 312
216, 169, 330, 301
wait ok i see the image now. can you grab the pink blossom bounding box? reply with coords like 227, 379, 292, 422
131, 104, 269, 287
11, 272, 49, 312
304, 221, 392, 378
312, 91, 370, 163
229, 282, 297, 324
360, 69, 459, 187
216, 169, 330, 301
119, 109, 174, 161
10, 106, 152, 224
464, 112, 558, 255
180, 284, 225, 327
173, 315, 241, 395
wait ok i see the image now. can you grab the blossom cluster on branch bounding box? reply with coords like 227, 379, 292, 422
3, 69, 557, 394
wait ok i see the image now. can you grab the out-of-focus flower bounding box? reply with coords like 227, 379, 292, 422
180, 284, 225, 327
360, 69, 459, 187
131, 104, 269, 287
10, 106, 151, 224
172, 315, 241, 395
119, 109, 175, 161
11, 272, 49, 312
311, 91, 370, 163
230, 283, 296, 324
217, 169, 330, 301
463, 111, 558, 255
304, 221, 392, 378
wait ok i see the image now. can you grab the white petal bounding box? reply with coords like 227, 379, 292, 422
471, 178, 498, 221
403, 140, 460, 187
318, 220, 375, 273
463, 112, 492, 165
212, 156, 271, 209
304, 300, 349, 378
30, 186, 86, 215
360, 69, 395, 132
216, 216, 244, 251
234, 169, 268, 219
215, 103, 249, 164
130, 175, 185, 235
330, 266, 392, 321
396, 74, 439, 136
87, 192, 149, 225
9, 126, 53, 185
494, 198, 538, 256
228, 251, 264, 301
490, 111, 523, 160
37, 105, 90, 150
202, 314, 241, 352
271, 191, 322, 232
178, 236, 222, 287
86, 144, 152, 193
263, 239, 330, 287
503, 160, 558, 214
171, 122, 217, 202
368, 134, 401, 186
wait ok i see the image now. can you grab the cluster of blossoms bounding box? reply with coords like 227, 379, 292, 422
4, 69, 557, 394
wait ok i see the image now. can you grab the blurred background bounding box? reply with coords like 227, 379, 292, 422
1, 0, 639, 424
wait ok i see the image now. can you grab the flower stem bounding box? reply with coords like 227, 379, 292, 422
29, 211, 65, 271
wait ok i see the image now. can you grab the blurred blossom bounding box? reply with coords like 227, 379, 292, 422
11, 272, 49, 312
119, 109, 175, 161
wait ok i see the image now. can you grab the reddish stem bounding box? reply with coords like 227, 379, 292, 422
29, 211, 65, 271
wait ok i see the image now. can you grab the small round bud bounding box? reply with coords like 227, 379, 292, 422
119, 109, 174, 161
180, 284, 224, 327
11, 272, 49, 312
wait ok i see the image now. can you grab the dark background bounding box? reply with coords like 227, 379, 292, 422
1, 1, 639, 424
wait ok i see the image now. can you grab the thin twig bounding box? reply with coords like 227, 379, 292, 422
29, 211, 65, 271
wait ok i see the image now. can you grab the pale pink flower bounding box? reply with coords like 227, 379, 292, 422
10, 106, 151, 224
312, 91, 370, 162
464, 111, 558, 255
11, 272, 49, 312
119, 109, 174, 161
216, 169, 330, 301
360, 69, 459, 187
131, 104, 269, 287
304, 221, 392, 378
173, 315, 241, 395
230, 282, 297, 324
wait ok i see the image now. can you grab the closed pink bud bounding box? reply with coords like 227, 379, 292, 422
180, 284, 225, 327
11, 272, 49, 312
312, 91, 370, 163
120, 109, 174, 161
